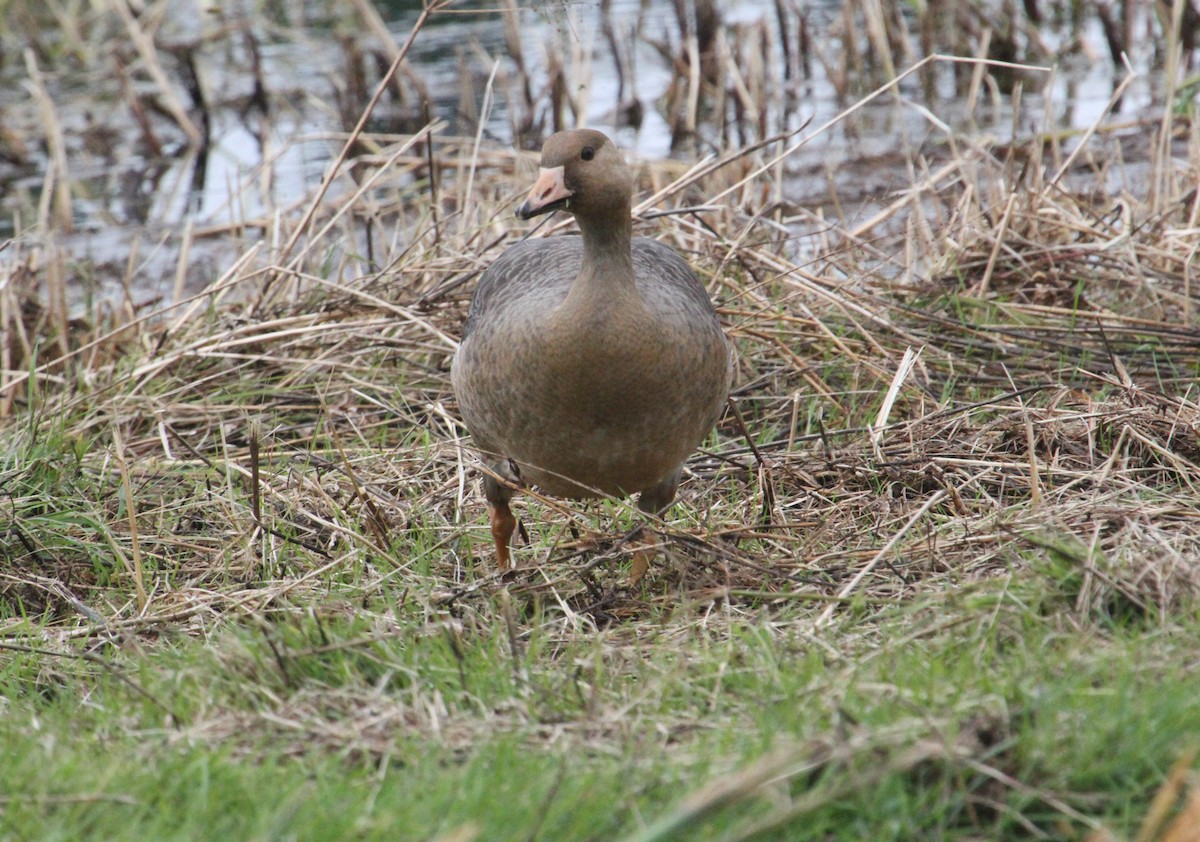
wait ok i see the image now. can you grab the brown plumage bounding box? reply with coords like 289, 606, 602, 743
452, 129, 732, 582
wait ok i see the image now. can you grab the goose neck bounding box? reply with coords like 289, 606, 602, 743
576, 213, 635, 290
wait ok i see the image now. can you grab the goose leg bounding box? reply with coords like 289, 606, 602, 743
488, 502, 517, 570
484, 473, 517, 571
629, 534, 653, 585
631, 467, 682, 585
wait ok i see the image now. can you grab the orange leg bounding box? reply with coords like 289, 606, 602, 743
629, 530, 656, 586
633, 470, 678, 585
488, 500, 517, 571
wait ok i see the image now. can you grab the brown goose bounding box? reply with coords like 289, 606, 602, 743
452, 129, 732, 582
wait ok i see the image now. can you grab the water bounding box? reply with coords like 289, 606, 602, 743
0, 0, 1169, 307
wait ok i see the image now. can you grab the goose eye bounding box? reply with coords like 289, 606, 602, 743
580, 146, 595, 161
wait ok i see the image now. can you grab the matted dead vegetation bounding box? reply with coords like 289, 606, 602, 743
2, 53, 1198, 644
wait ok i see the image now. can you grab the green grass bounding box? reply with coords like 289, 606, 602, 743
2, 560, 1197, 839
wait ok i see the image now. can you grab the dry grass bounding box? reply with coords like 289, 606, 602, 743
2, 51, 1198, 641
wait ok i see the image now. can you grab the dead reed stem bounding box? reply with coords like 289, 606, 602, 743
107, 0, 202, 145
23, 49, 72, 233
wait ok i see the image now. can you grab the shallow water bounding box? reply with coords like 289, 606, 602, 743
0, 0, 1169, 308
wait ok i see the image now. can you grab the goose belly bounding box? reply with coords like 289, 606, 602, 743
455, 325, 726, 498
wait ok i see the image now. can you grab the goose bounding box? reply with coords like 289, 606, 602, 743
452, 128, 732, 582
